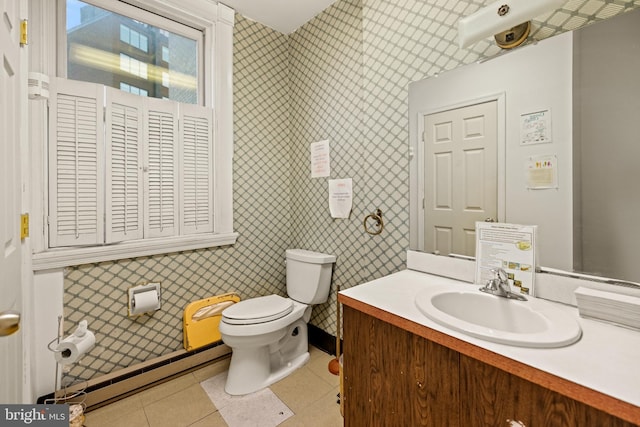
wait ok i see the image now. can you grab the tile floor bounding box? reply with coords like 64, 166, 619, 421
84, 346, 344, 427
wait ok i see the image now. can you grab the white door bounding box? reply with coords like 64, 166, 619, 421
423, 100, 497, 256
0, 0, 24, 404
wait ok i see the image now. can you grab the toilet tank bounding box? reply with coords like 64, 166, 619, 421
286, 249, 336, 304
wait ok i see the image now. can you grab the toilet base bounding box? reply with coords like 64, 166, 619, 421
223, 319, 310, 396
224, 350, 309, 396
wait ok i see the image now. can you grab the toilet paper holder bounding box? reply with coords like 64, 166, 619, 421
128, 282, 162, 316
46, 316, 90, 413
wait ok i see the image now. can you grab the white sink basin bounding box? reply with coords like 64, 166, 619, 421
415, 283, 582, 348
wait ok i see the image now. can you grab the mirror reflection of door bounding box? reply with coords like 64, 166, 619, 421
423, 100, 497, 257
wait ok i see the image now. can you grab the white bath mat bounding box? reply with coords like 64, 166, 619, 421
200, 372, 294, 427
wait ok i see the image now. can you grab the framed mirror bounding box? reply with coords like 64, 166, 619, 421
409, 8, 640, 283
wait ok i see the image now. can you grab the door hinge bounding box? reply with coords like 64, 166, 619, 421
20, 19, 28, 46
20, 214, 29, 239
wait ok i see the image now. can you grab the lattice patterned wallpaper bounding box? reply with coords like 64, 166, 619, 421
63, 0, 640, 382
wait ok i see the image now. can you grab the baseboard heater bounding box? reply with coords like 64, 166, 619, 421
37, 342, 231, 410
37, 326, 337, 410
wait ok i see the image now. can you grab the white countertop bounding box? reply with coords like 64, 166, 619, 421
340, 268, 640, 409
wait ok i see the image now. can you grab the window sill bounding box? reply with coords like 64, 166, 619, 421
31, 232, 238, 271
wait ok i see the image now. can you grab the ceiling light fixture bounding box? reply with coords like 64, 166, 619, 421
458, 0, 565, 49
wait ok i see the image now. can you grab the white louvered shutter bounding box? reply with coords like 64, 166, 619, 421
180, 104, 214, 235
105, 88, 144, 243
144, 98, 179, 238
48, 78, 104, 247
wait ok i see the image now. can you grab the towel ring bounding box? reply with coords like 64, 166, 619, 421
363, 209, 384, 235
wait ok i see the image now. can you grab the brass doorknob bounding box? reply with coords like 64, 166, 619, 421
0, 310, 20, 337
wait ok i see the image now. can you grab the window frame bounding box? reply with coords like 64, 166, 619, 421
30, 0, 236, 271
58, 0, 204, 105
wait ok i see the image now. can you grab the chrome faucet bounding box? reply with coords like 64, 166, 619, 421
479, 268, 527, 301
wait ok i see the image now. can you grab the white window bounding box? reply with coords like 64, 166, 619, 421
120, 24, 149, 52
120, 24, 129, 44
120, 82, 148, 97
65, 0, 199, 104
120, 53, 148, 79
30, 0, 236, 270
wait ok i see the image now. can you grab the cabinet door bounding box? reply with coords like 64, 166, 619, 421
460, 355, 635, 427
343, 306, 460, 427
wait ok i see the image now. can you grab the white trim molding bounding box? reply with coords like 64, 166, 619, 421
214, 3, 235, 233
32, 232, 238, 271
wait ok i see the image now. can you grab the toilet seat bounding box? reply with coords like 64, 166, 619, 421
222, 295, 294, 325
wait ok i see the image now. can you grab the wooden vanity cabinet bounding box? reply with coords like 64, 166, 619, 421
342, 305, 637, 427
460, 355, 634, 427
342, 306, 460, 426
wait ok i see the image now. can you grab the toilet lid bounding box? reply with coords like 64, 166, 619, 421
222, 295, 294, 325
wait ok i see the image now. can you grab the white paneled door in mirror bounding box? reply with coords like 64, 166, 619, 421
423, 101, 497, 257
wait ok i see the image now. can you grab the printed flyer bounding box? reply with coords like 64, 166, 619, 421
475, 222, 537, 296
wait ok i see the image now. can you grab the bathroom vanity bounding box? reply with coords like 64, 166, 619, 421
339, 257, 640, 426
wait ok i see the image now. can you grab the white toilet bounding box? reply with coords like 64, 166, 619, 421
219, 249, 336, 395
